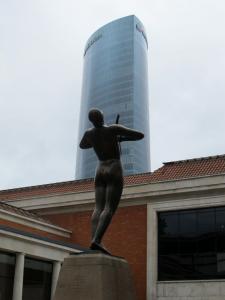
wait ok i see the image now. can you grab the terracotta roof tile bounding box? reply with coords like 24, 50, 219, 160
0, 201, 56, 225
0, 178, 94, 201
151, 154, 225, 181
1, 154, 225, 201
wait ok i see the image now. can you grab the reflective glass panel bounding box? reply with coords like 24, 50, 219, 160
76, 15, 150, 179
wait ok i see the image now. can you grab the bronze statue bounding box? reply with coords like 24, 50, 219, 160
80, 108, 144, 254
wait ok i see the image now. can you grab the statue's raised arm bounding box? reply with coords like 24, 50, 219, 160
110, 124, 144, 142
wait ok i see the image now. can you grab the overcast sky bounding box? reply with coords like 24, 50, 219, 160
1, 0, 225, 190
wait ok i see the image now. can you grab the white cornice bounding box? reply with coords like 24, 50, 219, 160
0, 228, 81, 261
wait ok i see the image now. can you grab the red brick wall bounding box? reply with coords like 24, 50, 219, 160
46, 204, 147, 300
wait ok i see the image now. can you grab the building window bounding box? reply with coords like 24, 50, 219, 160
0, 252, 15, 300
22, 257, 52, 300
158, 206, 225, 280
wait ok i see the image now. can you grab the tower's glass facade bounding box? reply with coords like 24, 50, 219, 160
76, 15, 150, 179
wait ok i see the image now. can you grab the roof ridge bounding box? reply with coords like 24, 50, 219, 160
163, 154, 225, 165
1, 154, 225, 199
0, 172, 153, 195
0, 177, 93, 194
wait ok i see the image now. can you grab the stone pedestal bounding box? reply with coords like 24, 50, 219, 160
53, 252, 136, 300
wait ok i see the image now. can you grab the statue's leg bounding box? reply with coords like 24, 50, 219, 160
91, 180, 123, 245
91, 185, 106, 240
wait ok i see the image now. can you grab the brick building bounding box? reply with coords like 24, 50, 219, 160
1, 154, 225, 300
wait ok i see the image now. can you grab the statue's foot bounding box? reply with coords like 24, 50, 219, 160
90, 242, 111, 255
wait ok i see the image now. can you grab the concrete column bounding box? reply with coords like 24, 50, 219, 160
51, 261, 61, 300
12, 252, 25, 300
147, 204, 158, 300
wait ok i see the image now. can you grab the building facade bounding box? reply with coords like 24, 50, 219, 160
2, 154, 225, 300
76, 15, 150, 179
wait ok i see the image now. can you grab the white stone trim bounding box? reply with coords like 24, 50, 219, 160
0, 209, 71, 237
0, 228, 81, 262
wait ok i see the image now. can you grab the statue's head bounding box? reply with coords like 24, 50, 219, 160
88, 108, 104, 127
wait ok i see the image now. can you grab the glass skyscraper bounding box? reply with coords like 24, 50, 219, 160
76, 15, 150, 179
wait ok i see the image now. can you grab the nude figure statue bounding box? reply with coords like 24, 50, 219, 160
79, 108, 144, 254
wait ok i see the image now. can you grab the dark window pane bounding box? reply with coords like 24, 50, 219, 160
198, 208, 215, 234
197, 209, 216, 253
216, 208, 225, 254
22, 257, 52, 300
158, 255, 182, 280
159, 254, 198, 280
158, 213, 179, 255
217, 232, 225, 252
159, 213, 178, 236
159, 237, 179, 255
179, 211, 197, 254
178, 254, 196, 279
217, 253, 225, 275
216, 208, 225, 233
179, 211, 197, 235
197, 233, 216, 253
0, 252, 15, 300
194, 253, 217, 279
179, 236, 197, 254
